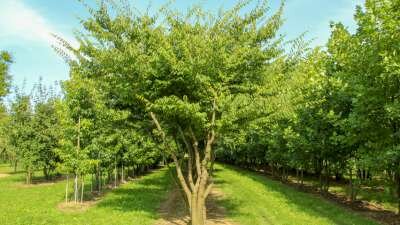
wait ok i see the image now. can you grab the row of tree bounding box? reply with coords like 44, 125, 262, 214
0, 1, 398, 224
2, 76, 162, 203
217, 0, 400, 214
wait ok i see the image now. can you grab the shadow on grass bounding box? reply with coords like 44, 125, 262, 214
96, 168, 173, 214
215, 164, 380, 225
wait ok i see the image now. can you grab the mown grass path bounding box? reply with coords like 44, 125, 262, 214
0, 165, 172, 225
213, 164, 380, 225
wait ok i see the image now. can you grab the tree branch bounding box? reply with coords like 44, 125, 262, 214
178, 126, 195, 191
149, 112, 192, 203
189, 127, 202, 180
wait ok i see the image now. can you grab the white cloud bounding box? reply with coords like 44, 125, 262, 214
0, 0, 77, 48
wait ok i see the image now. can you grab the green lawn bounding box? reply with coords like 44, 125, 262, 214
0, 163, 381, 225
0, 165, 173, 225
213, 164, 379, 225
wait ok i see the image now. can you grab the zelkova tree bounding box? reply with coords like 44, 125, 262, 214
60, 1, 284, 223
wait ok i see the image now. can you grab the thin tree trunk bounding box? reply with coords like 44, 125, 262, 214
395, 171, 400, 215
301, 169, 304, 186
350, 168, 355, 201
121, 163, 124, 183
14, 160, 17, 173
91, 173, 93, 192
75, 116, 81, 203
65, 174, 69, 203
99, 169, 102, 193
81, 176, 84, 203
74, 173, 78, 203
26, 167, 32, 184
114, 158, 117, 188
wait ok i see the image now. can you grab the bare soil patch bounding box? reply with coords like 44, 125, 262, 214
57, 201, 97, 213
15, 181, 57, 188
155, 186, 237, 225
0, 173, 10, 178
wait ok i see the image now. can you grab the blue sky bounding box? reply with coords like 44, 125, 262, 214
0, 0, 363, 93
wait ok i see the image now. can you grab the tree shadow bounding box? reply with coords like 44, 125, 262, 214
95, 168, 173, 215
215, 164, 381, 225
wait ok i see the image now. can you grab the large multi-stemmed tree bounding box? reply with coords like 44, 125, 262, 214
60, 0, 284, 223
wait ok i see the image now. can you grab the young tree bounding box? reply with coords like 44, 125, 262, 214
32, 81, 62, 180
9, 93, 37, 184
59, 74, 98, 203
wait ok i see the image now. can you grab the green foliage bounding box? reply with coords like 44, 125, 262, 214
0, 51, 12, 98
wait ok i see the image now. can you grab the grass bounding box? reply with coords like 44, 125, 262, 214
328, 180, 397, 212
0, 163, 383, 225
0, 164, 173, 225
213, 164, 380, 225
281, 170, 397, 213
0, 163, 17, 173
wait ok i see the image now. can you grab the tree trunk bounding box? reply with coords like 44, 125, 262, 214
300, 169, 304, 187
97, 164, 101, 192
81, 176, 84, 203
114, 159, 117, 188
75, 116, 81, 203
43, 167, 50, 180
26, 167, 32, 184
350, 168, 355, 201
395, 171, 400, 215
190, 192, 206, 225
91, 173, 93, 192
99, 169, 102, 193
74, 173, 78, 203
121, 163, 125, 183
65, 174, 69, 203
325, 162, 330, 193
150, 111, 216, 225
14, 160, 17, 173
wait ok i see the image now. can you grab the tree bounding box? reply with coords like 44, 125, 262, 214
328, 0, 400, 212
9, 93, 37, 184
31, 81, 62, 180
0, 51, 12, 99
0, 51, 12, 165
59, 74, 98, 203
61, 1, 284, 223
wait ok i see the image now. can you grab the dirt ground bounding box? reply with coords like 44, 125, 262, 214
57, 201, 98, 213
155, 187, 237, 225
0, 173, 10, 178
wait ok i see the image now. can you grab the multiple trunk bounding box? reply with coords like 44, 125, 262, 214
150, 108, 216, 225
